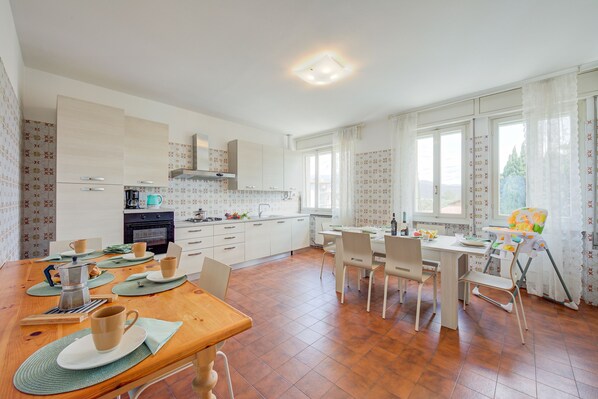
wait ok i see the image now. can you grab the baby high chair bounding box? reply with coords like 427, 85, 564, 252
476, 207, 578, 312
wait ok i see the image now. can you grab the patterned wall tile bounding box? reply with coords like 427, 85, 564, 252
582, 100, 597, 305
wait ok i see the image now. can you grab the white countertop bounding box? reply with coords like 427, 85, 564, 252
175, 213, 310, 228
124, 208, 175, 214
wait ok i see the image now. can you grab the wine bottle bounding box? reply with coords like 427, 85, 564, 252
391, 213, 398, 236
402, 212, 409, 236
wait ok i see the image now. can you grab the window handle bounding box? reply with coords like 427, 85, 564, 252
434, 185, 438, 195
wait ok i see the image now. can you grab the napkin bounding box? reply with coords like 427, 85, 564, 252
103, 244, 133, 254
126, 272, 151, 281
35, 254, 63, 262
128, 318, 183, 355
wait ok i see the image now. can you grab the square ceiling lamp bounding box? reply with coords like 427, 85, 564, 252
294, 54, 350, 85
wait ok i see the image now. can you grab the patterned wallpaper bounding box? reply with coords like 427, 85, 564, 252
20, 125, 299, 258
582, 100, 597, 305
0, 59, 21, 266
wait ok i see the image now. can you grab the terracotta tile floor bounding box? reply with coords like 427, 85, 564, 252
132, 248, 598, 399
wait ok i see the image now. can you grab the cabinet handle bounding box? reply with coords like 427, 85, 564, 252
224, 226, 235, 229
138, 180, 154, 184
224, 246, 236, 250
81, 187, 105, 191
188, 229, 203, 233
253, 223, 262, 226
81, 176, 105, 181
245, 185, 256, 189
289, 187, 296, 190
224, 236, 236, 240
270, 186, 279, 189
277, 221, 285, 224
297, 219, 304, 221
188, 241, 203, 244
188, 252, 203, 256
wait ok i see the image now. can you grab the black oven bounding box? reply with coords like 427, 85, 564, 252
124, 211, 175, 255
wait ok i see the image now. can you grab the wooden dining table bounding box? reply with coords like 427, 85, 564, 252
0, 254, 252, 399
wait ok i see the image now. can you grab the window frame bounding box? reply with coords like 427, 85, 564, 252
413, 123, 468, 223
490, 113, 526, 224
301, 146, 335, 214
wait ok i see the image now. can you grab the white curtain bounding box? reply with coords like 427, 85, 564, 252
523, 72, 583, 304
333, 125, 360, 225
391, 112, 418, 222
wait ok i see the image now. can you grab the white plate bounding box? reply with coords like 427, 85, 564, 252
60, 249, 95, 257
122, 252, 154, 261
146, 270, 186, 283
459, 240, 487, 247
57, 325, 147, 370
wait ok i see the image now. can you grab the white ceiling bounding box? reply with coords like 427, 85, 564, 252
9, 0, 598, 135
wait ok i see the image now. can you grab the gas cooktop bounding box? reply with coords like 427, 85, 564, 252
184, 217, 223, 223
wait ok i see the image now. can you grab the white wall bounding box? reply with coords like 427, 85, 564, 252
22, 67, 286, 149
0, 0, 23, 99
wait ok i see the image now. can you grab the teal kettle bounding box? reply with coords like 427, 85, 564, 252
146, 194, 163, 209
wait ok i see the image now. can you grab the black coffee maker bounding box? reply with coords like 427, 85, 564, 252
125, 189, 140, 209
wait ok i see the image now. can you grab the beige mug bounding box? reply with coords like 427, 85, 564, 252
131, 242, 147, 258
69, 239, 87, 254
160, 256, 177, 278
91, 305, 139, 352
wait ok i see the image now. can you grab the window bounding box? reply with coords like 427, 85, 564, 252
303, 148, 334, 211
492, 115, 526, 220
415, 125, 466, 219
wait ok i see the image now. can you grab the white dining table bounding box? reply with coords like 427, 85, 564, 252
320, 230, 490, 330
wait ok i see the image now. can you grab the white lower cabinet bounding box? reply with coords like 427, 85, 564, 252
245, 221, 272, 261
179, 247, 213, 275
270, 219, 292, 254
291, 217, 310, 250
213, 244, 245, 265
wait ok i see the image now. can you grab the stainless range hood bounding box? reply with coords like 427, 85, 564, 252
170, 133, 236, 180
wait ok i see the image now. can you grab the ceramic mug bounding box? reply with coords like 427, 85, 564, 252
91, 305, 139, 352
69, 239, 87, 254
131, 242, 147, 258
160, 256, 177, 278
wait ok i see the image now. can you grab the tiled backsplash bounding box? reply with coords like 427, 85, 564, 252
0, 59, 21, 265
20, 124, 299, 258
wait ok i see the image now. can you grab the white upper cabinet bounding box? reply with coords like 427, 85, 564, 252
56, 96, 124, 185
124, 116, 169, 187
262, 146, 284, 191
228, 140, 263, 190
283, 150, 302, 191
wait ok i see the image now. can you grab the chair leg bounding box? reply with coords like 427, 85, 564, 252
320, 252, 326, 279
508, 290, 525, 345
516, 286, 528, 330
462, 281, 468, 311
399, 279, 405, 304
415, 282, 423, 331
341, 266, 347, 304
217, 350, 234, 399
357, 269, 361, 292
366, 270, 374, 312
382, 275, 389, 319
432, 274, 437, 315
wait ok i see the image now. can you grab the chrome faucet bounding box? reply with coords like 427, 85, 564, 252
258, 203, 270, 218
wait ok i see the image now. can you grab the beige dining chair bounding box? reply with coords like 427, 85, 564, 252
320, 221, 337, 279
48, 237, 103, 254
165, 242, 183, 268
340, 231, 384, 312
127, 257, 234, 399
382, 236, 438, 332
459, 244, 528, 344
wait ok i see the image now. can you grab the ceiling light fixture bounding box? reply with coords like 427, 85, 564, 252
295, 54, 350, 86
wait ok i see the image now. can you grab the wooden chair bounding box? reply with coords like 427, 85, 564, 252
127, 258, 235, 399
165, 242, 183, 268
49, 237, 103, 254
320, 221, 337, 279
460, 243, 528, 344
382, 236, 438, 331
340, 231, 384, 312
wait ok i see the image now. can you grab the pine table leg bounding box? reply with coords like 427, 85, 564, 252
192, 345, 218, 399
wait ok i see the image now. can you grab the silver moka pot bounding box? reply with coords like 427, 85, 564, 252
44, 257, 94, 310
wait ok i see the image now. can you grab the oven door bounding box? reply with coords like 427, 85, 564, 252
124, 221, 174, 255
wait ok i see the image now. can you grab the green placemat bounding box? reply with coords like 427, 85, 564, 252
97, 257, 154, 269
13, 328, 151, 395
112, 276, 187, 296
35, 251, 107, 263
26, 272, 115, 297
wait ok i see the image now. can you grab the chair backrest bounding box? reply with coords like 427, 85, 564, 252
49, 237, 103, 254
165, 242, 183, 268
508, 207, 548, 234
384, 236, 424, 282
341, 231, 375, 269
498, 240, 523, 288
197, 257, 232, 301
321, 221, 337, 246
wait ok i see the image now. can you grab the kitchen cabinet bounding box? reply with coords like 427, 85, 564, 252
179, 247, 213, 275
284, 150, 302, 191
228, 140, 262, 190
56, 183, 123, 245
213, 244, 245, 265
291, 217, 310, 250
56, 96, 124, 185
262, 146, 284, 191
270, 219, 292, 254
245, 221, 272, 260
124, 116, 169, 187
